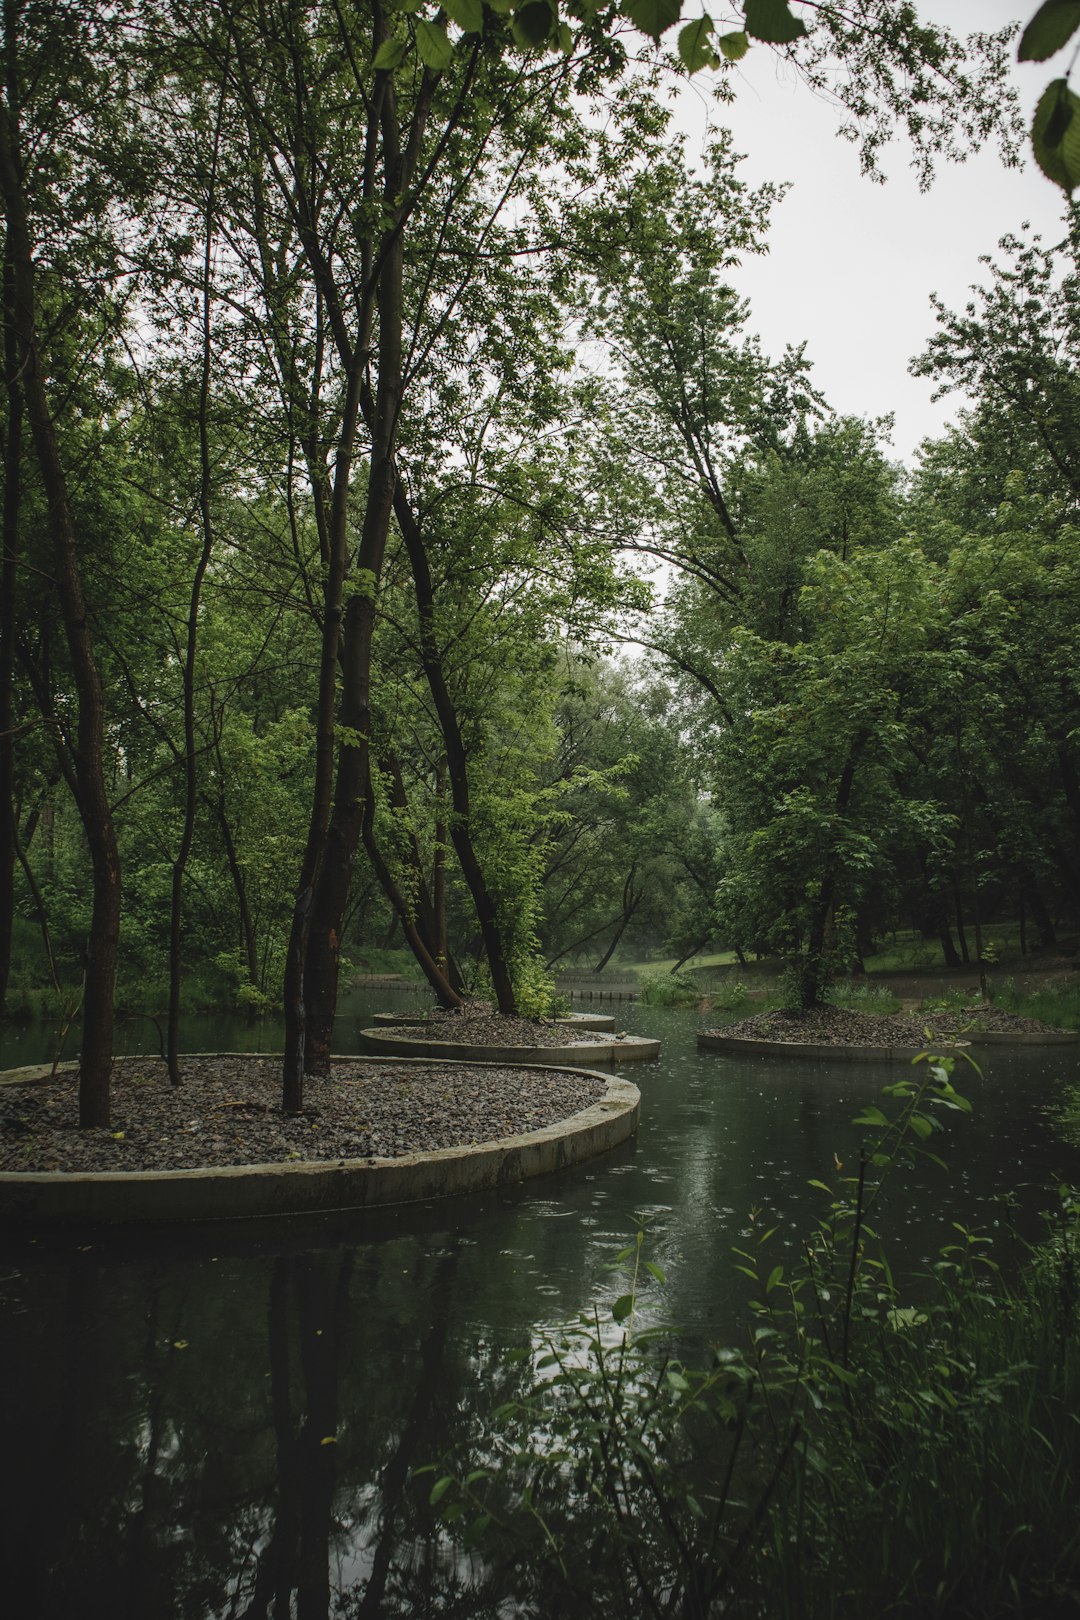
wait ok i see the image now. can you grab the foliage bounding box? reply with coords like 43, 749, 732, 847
637, 970, 701, 1006
1020, 0, 1080, 192
990, 976, 1080, 1031
828, 980, 903, 1016
424, 1056, 1080, 1616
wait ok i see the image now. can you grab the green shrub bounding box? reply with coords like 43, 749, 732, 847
638, 970, 702, 1007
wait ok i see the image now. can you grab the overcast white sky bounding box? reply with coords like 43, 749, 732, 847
673, 0, 1069, 463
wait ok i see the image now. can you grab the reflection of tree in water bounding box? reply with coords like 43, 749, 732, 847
0, 1233, 519, 1617
232, 1237, 514, 1618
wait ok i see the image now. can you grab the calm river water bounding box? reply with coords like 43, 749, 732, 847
1, 996, 1078, 1617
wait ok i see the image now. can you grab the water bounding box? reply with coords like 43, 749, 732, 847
1, 1000, 1078, 1616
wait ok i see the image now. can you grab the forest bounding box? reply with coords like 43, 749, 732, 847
1, 0, 1079, 1128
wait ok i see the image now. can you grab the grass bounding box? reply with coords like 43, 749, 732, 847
829, 980, 903, 1016
991, 977, 1080, 1030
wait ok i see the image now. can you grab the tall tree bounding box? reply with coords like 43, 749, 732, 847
0, 0, 147, 1122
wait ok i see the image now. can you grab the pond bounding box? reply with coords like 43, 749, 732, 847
1, 997, 1078, 1616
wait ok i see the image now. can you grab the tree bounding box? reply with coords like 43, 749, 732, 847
0, 0, 151, 1123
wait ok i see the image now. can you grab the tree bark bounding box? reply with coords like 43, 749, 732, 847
0, 221, 19, 1015
167, 116, 221, 1084
0, 88, 120, 1125
393, 484, 518, 1014
301, 263, 406, 1073
211, 786, 260, 1000
594, 866, 639, 973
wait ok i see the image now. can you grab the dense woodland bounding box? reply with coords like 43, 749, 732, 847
2, 0, 1078, 1125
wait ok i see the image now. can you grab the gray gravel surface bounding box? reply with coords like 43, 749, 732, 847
376, 1004, 613, 1046
708, 1004, 1063, 1044
0, 1055, 607, 1174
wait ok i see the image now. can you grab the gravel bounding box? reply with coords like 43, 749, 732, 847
372, 1003, 614, 1047
0, 1055, 607, 1175
707, 1004, 1064, 1045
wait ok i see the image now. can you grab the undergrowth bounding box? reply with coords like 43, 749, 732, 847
991, 977, 1080, 1031
423, 1053, 1080, 1617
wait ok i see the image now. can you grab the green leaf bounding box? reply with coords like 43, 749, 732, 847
1018, 1, 1080, 61
429, 1475, 454, 1505
853, 1105, 889, 1128
622, 0, 682, 41
415, 18, 454, 67
557, 20, 573, 51
612, 1292, 634, 1322
765, 1264, 784, 1292
644, 1259, 667, 1284
717, 28, 749, 60
443, 0, 486, 29
807, 1178, 832, 1193
511, 0, 556, 47
372, 36, 408, 69
1032, 78, 1080, 194
743, 0, 806, 44
678, 14, 714, 70
908, 1112, 934, 1140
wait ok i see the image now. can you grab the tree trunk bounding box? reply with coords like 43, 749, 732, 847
302, 63, 424, 1076
167, 134, 220, 1084
14, 822, 59, 990
394, 485, 518, 1014
0, 224, 20, 1016
594, 866, 639, 973
0, 93, 120, 1126
1025, 881, 1057, 949
212, 788, 260, 999
359, 766, 463, 1010
433, 755, 448, 971
953, 886, 970, 963
794, 735, 866, 1010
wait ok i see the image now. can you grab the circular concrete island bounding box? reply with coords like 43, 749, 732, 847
357, 1026, 659, 1065
371, 1009, 618, 1033
0, 1054, 640, 1226
697, 1004, 1078, 1061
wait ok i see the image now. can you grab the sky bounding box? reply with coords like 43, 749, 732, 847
673, 0, 1070, 464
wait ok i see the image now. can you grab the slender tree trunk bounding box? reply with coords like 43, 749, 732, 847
360, 769, 463, 1010
594, 866, 639, 973
167, 122, 221, 1084
953, 885, 970, 963
380, 750, 465, 993
795, 736, 866, 1010
433, 755, 448, 970
394, 485, 518, 1014
302, 316, 404, 1070
0, 223, 20, 1015
213, 789, 260, 1000
14, 823, 59, 989
280, 355, 360, 1106
1025, 881, 1056, 949
0, 92, 120, 1125
671, 936, 709, 974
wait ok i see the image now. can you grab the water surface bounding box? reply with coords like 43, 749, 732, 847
1, 999, 1077, 1616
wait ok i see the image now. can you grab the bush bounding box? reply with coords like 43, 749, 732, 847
638, 970, 702, 1007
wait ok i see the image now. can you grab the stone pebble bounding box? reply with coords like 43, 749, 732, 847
708, 1004, 1061, 1045
0, 1055, 607, 1175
